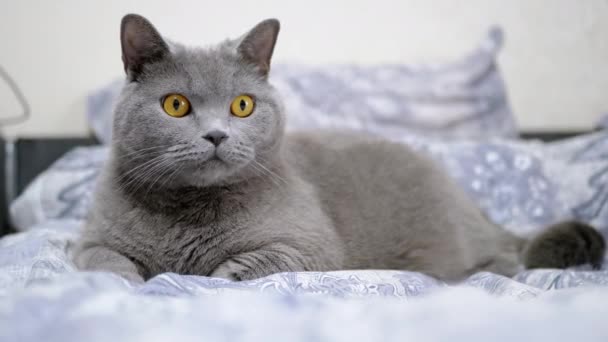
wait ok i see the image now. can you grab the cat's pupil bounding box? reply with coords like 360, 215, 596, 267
239, 99, 246, 111
173, 99, 180, 111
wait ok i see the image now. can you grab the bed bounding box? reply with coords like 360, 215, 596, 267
2, 28, 608, 341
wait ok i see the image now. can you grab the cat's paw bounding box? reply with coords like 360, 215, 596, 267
118, 271, 146, 284
210, 260, 247, 281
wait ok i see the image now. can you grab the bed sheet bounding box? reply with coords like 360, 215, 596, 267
1, 225, 608, 341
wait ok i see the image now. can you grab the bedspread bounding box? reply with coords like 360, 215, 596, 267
1, 225, 608, 341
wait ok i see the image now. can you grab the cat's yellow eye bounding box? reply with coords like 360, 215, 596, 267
162, 94, 191, 117
230, 95, 255, 118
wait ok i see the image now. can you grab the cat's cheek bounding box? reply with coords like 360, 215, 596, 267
216, 143, 254, 167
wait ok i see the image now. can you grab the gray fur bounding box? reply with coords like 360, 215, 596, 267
524, 221, 605, 270
73, 14, 605, 283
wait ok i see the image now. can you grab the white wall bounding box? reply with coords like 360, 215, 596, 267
1, 0, 607, 137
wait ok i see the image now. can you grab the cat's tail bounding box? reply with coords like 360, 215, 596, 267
522, 221, 606, 270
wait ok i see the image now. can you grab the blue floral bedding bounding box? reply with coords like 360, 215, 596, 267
2, 131, 608, 341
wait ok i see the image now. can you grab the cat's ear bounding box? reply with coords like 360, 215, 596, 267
237, 19, 280, 77
120, 14, 169, 80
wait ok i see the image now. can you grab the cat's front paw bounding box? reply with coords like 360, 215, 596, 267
118, 271, 146, 284
210, 260, 248, 281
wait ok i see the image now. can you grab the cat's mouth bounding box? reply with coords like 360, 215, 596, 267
209, 155, 222, 162
203, 153, 227, 167
194, 147, 251, 174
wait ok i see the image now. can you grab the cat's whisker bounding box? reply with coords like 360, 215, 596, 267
234, 123, 259, 135
143, 158, 180, 197
119, 143, 191, 163
128, 157, 177, 195
117, 155, 172, 193
157, 163, 184, 191
115, 153, 169, 185
230, 150, 253, 161
121, 149, 166, 163
249, 161, 286, 189
249, 162, 282, 189
253, 160, 288, 185
118, 145, 169, 158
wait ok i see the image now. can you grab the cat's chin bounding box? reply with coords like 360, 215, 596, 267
177, 158, 245, 187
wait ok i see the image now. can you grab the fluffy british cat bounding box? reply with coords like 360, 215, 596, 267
74, 14, 605, 282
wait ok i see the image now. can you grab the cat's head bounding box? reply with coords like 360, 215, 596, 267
112, 14, 284, 189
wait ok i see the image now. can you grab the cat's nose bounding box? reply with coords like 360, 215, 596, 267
203, 130, 228, 146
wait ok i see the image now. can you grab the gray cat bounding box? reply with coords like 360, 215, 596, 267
74, 14, 605, 283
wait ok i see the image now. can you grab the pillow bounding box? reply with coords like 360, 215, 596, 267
10, 132, 608, 241
9, 146, 107, 231
597, 114, 608, 129
274, 27, 517, 139
86, 79, 123, 145
86, 27, 517, 144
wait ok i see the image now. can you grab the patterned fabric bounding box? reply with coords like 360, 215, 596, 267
9, 146, 106, 230
1, 228, 608, 341
397, 132, 608, 237
274, 27, 516, 139
86, 27, 517, 144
